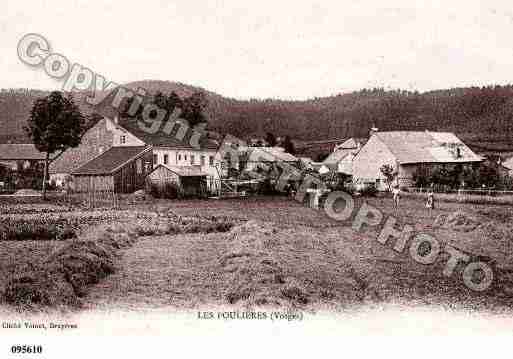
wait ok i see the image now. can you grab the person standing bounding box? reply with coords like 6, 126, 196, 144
426, 184, 435, 215
392, 185, 400, 209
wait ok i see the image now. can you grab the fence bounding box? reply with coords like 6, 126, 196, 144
64, 189, 118, 209
406, 187, 513, 206
410, 187, 513, 197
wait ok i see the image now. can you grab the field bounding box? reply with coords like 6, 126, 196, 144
1, 195, 513, 313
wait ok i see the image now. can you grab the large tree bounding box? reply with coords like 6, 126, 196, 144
25, 91, 84, 198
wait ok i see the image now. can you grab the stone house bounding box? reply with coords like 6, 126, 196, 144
50, 116, 222, 193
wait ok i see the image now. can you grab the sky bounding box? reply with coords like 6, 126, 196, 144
2, 0, 513, 100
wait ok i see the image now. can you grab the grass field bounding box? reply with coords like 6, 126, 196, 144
1, 195, 513, 313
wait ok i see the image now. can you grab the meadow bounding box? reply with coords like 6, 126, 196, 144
1, 195, 512, 313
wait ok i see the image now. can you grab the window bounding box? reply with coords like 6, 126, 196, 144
184, 155, 187, 161
164, 154, 169, 165
190, 155, 195, 165
136, 159, 142, 174
153, 154, 158, 164
200, 155, 205, 166
209, 156, 214, 166
178, 154, 182, 161
120, 135, 126, 144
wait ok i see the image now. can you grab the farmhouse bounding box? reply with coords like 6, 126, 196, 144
50, 116, 222, 193
49, 117, 144, 183
72, 146, 153, 193
352, 131, 483, 190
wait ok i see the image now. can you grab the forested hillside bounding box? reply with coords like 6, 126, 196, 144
1, 82, 513, 151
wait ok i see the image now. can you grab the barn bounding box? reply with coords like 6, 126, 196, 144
72, 146, 153, 193
146, 164, 209, 197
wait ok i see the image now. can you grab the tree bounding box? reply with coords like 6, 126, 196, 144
282, 135, 296, 155
166, 91, 183, 115
265, 132, 277, 147
24, 91, 84, 198
380, 164, 397, 191
180, 91, 208, 127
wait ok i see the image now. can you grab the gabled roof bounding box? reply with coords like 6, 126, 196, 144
334, 138, 366, 150
249, 147, 298, 162
151, 164, 208, 177
72, 146, 151, 175
323, 138, 363, 165
0, 144, 56, 160
504, 157, 513, 171
117, 118, 218, 150
323, 148, 355, 165
374, 131, 483, 164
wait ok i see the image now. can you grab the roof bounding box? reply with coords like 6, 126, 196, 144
152, 164, 208, 177
374, 131, 483, 164
249, 147, 298, 162
303, 138, 347, 146
72, 146, 151, 175
117, 118, 218, 150
504, 157, 513, 171
323, 138, 364, 165
323, 148, 355, 165
0, 144, 56, 160
335, 138, 366, 150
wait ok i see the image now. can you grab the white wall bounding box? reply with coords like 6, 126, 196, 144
352, 135, 397, 190
107, 119, 145, 147
152, 147, 222, 190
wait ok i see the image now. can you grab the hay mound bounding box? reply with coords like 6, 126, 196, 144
2, 220, 140, 308
434, 211, 481, 232
3, 271, 77, 307
221, 222, 315, 308
221, 221, 369, 309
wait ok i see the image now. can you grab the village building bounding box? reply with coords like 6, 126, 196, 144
0, 144, 55, 171
146, 164, 209, 197
72, 146, 153, 193
352, 131, 483, 190
50, 116, 222, 193
49, 117, 144, 183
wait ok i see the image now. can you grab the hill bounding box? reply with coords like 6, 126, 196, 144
1, 82, 513, 152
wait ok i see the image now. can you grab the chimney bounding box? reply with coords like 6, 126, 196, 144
369, 127, 379, 138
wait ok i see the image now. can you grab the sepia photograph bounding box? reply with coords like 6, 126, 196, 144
1, 0, 513, 357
